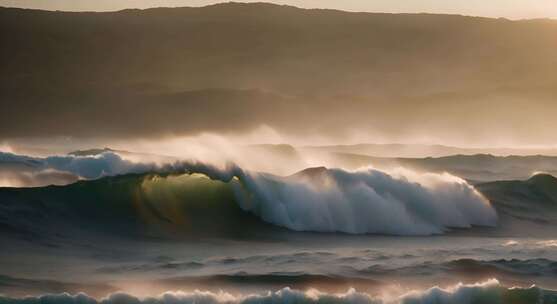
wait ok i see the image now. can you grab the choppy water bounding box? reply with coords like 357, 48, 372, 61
1, 152, 557, 303
2, 233, 557, 303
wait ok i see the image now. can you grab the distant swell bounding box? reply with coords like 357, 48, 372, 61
358, 258, 557, 279
0, 152, 497, 236
1, 280, 555, 304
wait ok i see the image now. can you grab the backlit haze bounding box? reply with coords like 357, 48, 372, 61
1, 1, 557, 157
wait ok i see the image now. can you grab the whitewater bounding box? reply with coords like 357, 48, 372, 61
2, 279, 556, 304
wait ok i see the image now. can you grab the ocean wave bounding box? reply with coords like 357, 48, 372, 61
0, 280, 555, 304
231, 167, 496, 235
358, 258, 557, 279
0, 152, 497, 236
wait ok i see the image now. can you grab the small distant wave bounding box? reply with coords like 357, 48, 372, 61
359, 258, 557, 279
0, 279, 555, 304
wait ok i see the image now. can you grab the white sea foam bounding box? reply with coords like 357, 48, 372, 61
0, 279, 552, 304
231, 167, 497, 235
537, 240, 557, 247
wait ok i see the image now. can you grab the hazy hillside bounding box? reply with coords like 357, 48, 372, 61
1, 3, 557, 141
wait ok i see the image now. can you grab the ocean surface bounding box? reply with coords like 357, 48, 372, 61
1, 151, 557, 304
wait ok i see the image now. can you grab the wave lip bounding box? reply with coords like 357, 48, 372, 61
1, 280, 555, 304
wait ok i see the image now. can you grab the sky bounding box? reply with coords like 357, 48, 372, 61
1, 0, 557, 19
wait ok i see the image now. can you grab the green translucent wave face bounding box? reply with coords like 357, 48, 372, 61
0, 173, 275, 240
137, 173, 264, 236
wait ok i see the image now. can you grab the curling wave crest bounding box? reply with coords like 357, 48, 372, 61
0, 152, 497, 236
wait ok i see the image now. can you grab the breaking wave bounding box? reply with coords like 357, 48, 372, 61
0, 152, 497, 236
230, 167, 497, 235
0, 280, 555, 304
